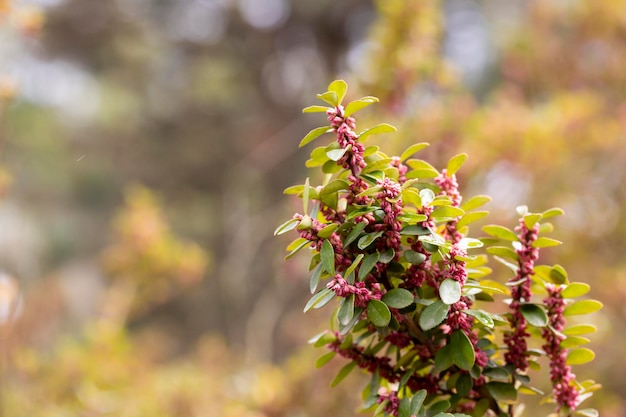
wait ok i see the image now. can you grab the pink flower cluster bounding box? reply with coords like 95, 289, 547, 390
374, 178, 403, 250
326, 274, 382, 307
542, 284, 580, 411
327, 106, 366, 175
504, 217, 539, 372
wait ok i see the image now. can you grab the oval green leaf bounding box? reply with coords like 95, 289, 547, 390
446, 153, 468, 175
440, 279, 462, 305
450, 330, 475, 371
566, 348, 596, 365
563, 300, 603, 316
299, 126, 332, 148
358, 123, 397, 141
405, 250, 427, 265
330, 361, 357, 387
344, 96, 379, 117
532, 237, 562, 248
328, 79, 347, 104
562, 282, 591, 298
338, 294, 355, 325
482, 225, 518, 241
563, 324, 597, 336
315, 351, 336, 368
400, 142, 430, 162
320, 239, 335, 275
382, 288, 414, 309
419, 300, 450, 331
367, 299, 391, 327
520, 303, 548, 327
485, 382, 517, 404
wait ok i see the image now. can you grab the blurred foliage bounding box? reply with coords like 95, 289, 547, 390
0, 0, 625, 416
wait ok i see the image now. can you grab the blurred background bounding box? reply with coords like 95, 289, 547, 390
0, 0, 624, 415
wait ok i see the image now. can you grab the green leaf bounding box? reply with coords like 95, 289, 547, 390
318, 223, 339, 239
450, 330, 475, 371
320, 239, 336, 276
482, 366, 510, 380
485, 382, 517, 404
398, 396, 411, 417
359, 252, 380, 281
405, 159, 440, 178
339, 306, 364, 335
428, 401, 451, 416
274, 218, 299, 236
562, 282, 591, 298
306, 146, 329, 167
299, 126, 332, 148
327, 147, 348, 161
338, 294, 356, 325
419, 300, 450, 331
285, 238, 310, 259
317, 91, 338, 106
310, 263, 323, 294
302, 177, 310, 214
432, 206, 465, 219
566, 348, 596, 365
303, 288, 335, 312
542, 207, 565, 219
563, 324, 597, 335
401, 225, 431, 236
345, 254, 364, 282
367, 299, 391, 327
410, 390, 427, 416
520, 303, 548, 327
434, 344, 454, 372
574, 409, 599, 417
563, 300, 603, 316
550, 264, 569, 285
344, 96, 379, 117
358, 231, 384, 250
328, 80, 347, 104
400, 142, 430, 162
446, 153, 468, 175
322, 159, 343, 174
461, 195, 491, 211
303, 105, 330, 113
382, 288, 414, 309
315, 351, 336, 368
456, 211, 489, 229
462, 309, 494, 328
458, 237, 483, 250
532, 237, 562, 248
486, 246, 518, 260
523, 213, 542, 229
405, 250, 427, 265
440, 279, 462, 305
330, 361, 357, 387
308, 330, 334, 346
561, 336, 591, 348
343, 222, 367, 247
456, 372, 473, 397
379, 248, 395, 263
358, 123, 397, 142
482, 225, 518, 241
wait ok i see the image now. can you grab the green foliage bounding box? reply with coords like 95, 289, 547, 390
280, 81, 600, 417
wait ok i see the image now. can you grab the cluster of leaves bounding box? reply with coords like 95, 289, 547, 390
277, 81, 601, 417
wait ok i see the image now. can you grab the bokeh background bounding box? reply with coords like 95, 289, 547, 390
0, 0, 624, 415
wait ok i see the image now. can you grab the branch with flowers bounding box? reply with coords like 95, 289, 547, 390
276, 80, 601, 417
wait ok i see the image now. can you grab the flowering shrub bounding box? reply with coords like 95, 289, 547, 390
276, 81, 601, 417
